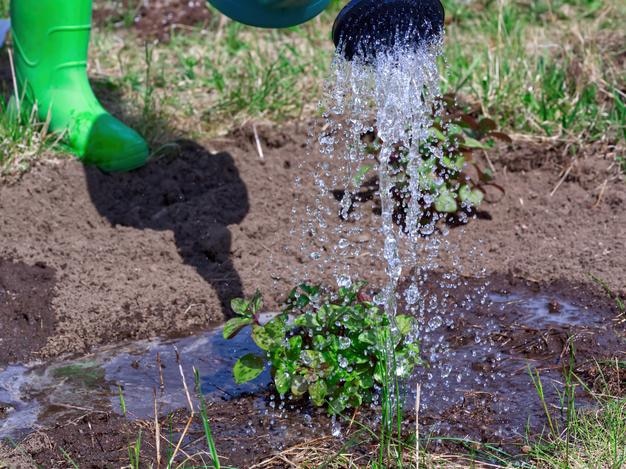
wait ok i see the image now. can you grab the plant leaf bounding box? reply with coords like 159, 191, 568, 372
252, 318, 286, 351
459, 115, 479, 130
233, 354, 264, 384
252, 325, 273, 351
249, 291, 263, 314
429, 127, 446, 141
274, 367, 292, 395
353, 164, 373, 187
435, 190, 458, 213
395, 315, 414, 337
230, 298, 250, 317
459, 185, 484, 207
488, 131, 512, 143
291, 375, 308, 397
461, 136, 489, 149
223, 317, 253, 340
300, 349, 324, 368
287, 336, 303, 361
308, 380, 328, 406
478, 117, 497, 132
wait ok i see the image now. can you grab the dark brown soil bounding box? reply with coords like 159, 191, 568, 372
1, 123, 625, 466
410, 273, 625, 446
1, 412, 134, 469
0, 260, 56, 365
93, 0, 213, 42
4, 275, 623, 468
14, 397, 334, 468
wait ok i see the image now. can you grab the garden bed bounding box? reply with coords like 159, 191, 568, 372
0, 125, 624, 466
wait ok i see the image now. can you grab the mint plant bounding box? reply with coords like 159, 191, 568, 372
223, 282, 420, 415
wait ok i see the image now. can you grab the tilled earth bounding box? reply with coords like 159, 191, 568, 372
0, 123, 625, 466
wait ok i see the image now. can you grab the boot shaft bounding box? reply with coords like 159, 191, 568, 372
11, 0, 92, 93
10, 0, 97, 120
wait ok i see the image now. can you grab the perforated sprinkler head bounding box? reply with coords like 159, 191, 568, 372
332, 0, 445, 62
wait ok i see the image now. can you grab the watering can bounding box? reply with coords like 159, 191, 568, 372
208, 0, 445, 60
208, 0, 332, 28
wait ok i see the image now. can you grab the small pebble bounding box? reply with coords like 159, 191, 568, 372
548, 299, 561, 314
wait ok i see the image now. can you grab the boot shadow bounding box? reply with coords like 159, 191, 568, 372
84, 139, 249, 317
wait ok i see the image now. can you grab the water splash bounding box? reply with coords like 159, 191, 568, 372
317, 36, 445, 319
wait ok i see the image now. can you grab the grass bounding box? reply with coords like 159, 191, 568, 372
59, 447, 80, 469
0, 99, 61, 178
590, 273, 626, 313
527, 357, 626, 469
88, 0, 344, 140
87, 0, 625, 145
443, 0, 626, 145
1, 0, 624, 175
0, 51, 59, 177
278, 360, 625, 468
531, 396, 626, 468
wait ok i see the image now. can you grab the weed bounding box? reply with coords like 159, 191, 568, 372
0, 94, 58, 178
194, 368, 221, 469
60, 447, 79, 469
530, 388, 626, 468
617, 156, 626, 174
529, 365, 558, 437
118, 384, 127, 417
349, 98, 508, 227
590, 273, 625, 313
128, 430, 141, 469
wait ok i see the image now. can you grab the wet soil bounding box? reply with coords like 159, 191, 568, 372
411, 274, 625, 446
93, 0, 213, 42
1, 125, 624, 362
0, 260, 56, 365
1, 276, 623, 468
1, 124, 625, 466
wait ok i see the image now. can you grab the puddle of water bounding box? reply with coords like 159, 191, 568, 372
407, 279, 621, 442
0, 327, 270, 440
489, 292, 601, 327
0, 282, 620, 444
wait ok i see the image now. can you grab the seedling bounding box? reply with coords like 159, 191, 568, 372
224, 282, 420, 415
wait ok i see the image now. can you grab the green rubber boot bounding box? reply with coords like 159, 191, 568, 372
10, 0, 149, 172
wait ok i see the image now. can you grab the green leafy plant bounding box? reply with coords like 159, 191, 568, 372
346, 98, 509, 229
224, 283, 420, 415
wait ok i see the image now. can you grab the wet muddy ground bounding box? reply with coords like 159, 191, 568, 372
1, 274, 623, 467
1, 124, 625, 466
1, 125, 624, 364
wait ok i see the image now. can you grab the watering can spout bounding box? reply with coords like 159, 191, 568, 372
332, 0, 445, 61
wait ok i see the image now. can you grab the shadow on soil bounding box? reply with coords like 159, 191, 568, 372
84, 140, 249, 316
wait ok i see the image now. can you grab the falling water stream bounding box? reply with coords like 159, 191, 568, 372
320, 38, 446, 320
